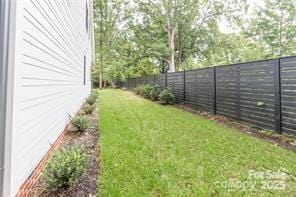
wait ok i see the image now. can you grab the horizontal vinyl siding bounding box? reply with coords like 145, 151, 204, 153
10, 0, 92, 195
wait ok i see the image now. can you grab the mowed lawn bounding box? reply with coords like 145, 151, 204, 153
98, 89, 296, 196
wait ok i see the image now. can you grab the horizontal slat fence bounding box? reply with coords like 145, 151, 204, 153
121, 56, 296, 135
155, 74, 166, 88
281, 57, 296, 134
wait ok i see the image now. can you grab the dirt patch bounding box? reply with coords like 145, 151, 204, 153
176, 104, 296, 152
29, 108, 99, 197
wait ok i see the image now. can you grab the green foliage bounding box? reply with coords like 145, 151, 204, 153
93, 0, 296, 86
91, 90, 99, 98
142, 84, 154, 99
241, 0, 296, 57
93, 0, 132, 87
105, 61, 127, 89
42, 146, 88, 190
149, 84, 162, 101
82, 103, 96, 115
197, 32, 266, 67
182, 56, 199, 70
86, 94, 97, 106
71, 115, 91, 132
136, 84, 172, 103
130, 58, 157, 76
135, 84, 146, 95
159, 88, 175, 104
91, 66, 100, 88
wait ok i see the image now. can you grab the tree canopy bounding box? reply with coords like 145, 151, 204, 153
93, 0, 296, 88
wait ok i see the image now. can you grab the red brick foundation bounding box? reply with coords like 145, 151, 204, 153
16, 123, 72, 197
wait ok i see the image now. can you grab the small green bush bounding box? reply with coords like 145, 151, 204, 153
159, 88, 175, 104
86, 94, 97, 105
135, 85, 146, 95
82, 103, 95, 114
91, 91, 99, 98
42, 146, 88, 190
77, 110, 85, 116
142, 85, 154, 99
71, 115, 90, 132
149, 84, 162, 101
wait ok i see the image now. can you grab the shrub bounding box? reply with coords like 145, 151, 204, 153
86, 94, 97, 105
77, 110, 85, 116
91, 91, 99, 98
71, 115, 90, 132
135, 85, 145, 95
82, 103, 95, 114
42, 146, 88, 190
149, 84, 162, 101
159, 88, 175, 104
142, 84, 154, 99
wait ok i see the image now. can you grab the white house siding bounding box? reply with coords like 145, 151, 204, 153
9, 0, 92, 195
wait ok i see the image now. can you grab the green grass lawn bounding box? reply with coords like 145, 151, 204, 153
98, 89, 296, 196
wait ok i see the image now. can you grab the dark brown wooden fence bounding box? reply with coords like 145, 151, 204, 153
121, 56, 296, 135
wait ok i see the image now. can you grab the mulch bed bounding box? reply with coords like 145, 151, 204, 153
29, 108, 99, 197
176, 104, 296, 152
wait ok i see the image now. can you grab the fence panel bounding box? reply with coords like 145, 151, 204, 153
173, 72, 184, 103
122, 56, 296, 135
146, 75, 155, 85
216, 65, 239, 119
280, 56, 296, 134
155, 74, 166, 87
238, 60, 276, 130
184, 70, 197, 107
130, 78, 136, 90
140, 76, 146, 85
122, 81, 127, 89
167, 72, 174, 92
185, 69, 214, 111
135, 78, 140, 87
196, 68, 215, 112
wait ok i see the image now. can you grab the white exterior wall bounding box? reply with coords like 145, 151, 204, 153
7, 0, 92, 195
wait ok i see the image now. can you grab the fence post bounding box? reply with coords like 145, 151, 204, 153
274, 58, 282, 133
183, 71, 186, 104
165, 73, 167, 87
213, 67, 217, 114
153, 75, 156, 83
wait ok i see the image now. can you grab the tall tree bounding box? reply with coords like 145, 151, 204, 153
137, 0, 247, 72
242, 0, 296, 57
176, 0, 247, 70
92, 0, 296, 86
93, 0, 127, 87
138, 0, 183, 72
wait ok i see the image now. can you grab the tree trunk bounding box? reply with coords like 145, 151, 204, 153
99, 59, 103, 89
168, 26, 176, 72
111, 81, 116, 89
177, 24, 185, 71
99, 1, 103, 89
103, 79, 107, 88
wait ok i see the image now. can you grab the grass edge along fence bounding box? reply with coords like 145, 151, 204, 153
120, 56, 296, 135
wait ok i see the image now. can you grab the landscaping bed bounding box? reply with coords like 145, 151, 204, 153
29, 95, 99, 197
